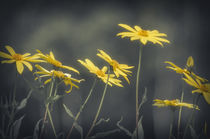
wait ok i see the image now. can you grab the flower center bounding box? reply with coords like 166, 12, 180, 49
111, 60, 119, 70
138, 30, 148, 37
52, 70, 65, 78
12, 54, 23, 61
96, 70, 105, 77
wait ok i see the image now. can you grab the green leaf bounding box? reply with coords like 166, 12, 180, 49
132, 116, 144, 139
189, 125, 199, 139
116, 117, 132, 137
74, 122, 83, 139
33, 119, 42, 139
46, 95, 63, 104
63, 104, 75, 120
88, 129, 120, 139
17, 90, 32, 111
9, 115, 25, 139
138, 87, 147, 111
95, 118, 110, 126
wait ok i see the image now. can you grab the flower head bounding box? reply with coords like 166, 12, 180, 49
36, 50, 79, 74
165, 61, 207, 82
34, 65, 83, 93
97, 49, 134, 84
0, 45, 43, 74
117, 24, 170, 47
182, 73, 210, 104
153, 99, 199, 110
78, 59, 123, 87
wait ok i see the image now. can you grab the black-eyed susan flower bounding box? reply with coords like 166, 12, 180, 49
182, 73, 210, 104
153, 99, 199, 110
0, 45, 43, 74
34, 65, 83, 93
36, 50, 79, 74
165, 61, 207, 82
117, 24, 170, 47
78, 59, 123, 87
97, 49, 134, 84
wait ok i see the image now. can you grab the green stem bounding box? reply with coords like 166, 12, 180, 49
47, 107, 57, 138
66, 78, 97, 139
40, 76, 56, 139
169, 111, 175, 139
136, 45, 143, 139
177, 90, 184, 139
85, 69, 110, 139
183, 94, 201, 139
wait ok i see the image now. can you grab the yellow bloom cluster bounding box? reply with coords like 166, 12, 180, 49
153, 99, 199, 110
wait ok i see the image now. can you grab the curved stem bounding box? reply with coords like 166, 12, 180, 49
136, 45, 143, 139
85, 69, 110, 139
66, 78, 97, 139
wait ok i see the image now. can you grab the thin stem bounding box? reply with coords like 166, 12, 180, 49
183, 94, 201, 139
47, 107, 57, 138
136, 45, 143, 139
39, 76, 55, 139
169, 111, 175, 139
85, 69, 110, 139
177, 90, 184, 139
66, 78, 97, 139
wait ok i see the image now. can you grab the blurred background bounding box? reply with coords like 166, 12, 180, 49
0, 0, 210, 139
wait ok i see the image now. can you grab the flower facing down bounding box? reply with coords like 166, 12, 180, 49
165, 61, 207, 82
117, 24, 170, 47
36, 50, 79, 74
153, 99, 199, 110
34, 65, 84, 93
97, 49, 134, 84
182, 73, 210, 104
78, 59, 123, 87
0, 45, 44, 74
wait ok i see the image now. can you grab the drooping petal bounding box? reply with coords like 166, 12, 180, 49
203, 93, 210, 104
50, 51, 55, 60
62, 65, 79, 74
16, 61, 24, 74
22, 61, 33, 71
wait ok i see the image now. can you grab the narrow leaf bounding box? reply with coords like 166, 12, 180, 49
95, 118, 110, 126
88, 129, 120, 139
74, 122, 83, 139
17, 90, 32, 111
63, 104, 75, 120
189, 125, 199, 139
9, 115, 25, 139
33, 119, 42, 139
132, 116, 144, 139
116, 117, 132, 137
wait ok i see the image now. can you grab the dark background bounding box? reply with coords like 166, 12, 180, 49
0, 0, 210, 139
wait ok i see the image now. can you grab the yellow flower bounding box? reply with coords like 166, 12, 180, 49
0, 45, 43, 74
36, 49, 79, 74
153, 99, 199, 110
97, 49, 134, 84
78, 59, 123, 87
165, 61, 207, 82
117, 24, 170, 47
182, 73, 210, 104
34, 65, 83, 93
186, 56, 194, 68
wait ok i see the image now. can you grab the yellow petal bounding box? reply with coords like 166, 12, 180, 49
22, 61, 33, 71
0, 51, 12, 59
118, 24, 137, 32
50, 51, 55, 60
2, 60, 15, 63
186, 56, 194, 68
16, 61, 24, 74
140, 38, 147, 45
22, 53, 31, 57
62, 65, 79, 74
5, 46, 16, 55
203, 93, 210, 104
134, 25, 142, 31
